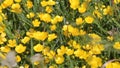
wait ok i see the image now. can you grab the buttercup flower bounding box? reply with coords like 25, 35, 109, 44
106, 61, 120, 68
69, 0, 80, 10
85, 16, 94, 24
50, 25, 56, 31
47, 50, 56, 59
26, 0, 33, 9
11, 3, 22, 13
33, 44, 44, 52
45, 6, 53, 13
48, 33, 57, 41
0, 32, 7, 44
103, 6, 113, 15
86, 55, 102, 68
47, 0, 56, 6
114, 0, 120, 4
33, 31, 48, 41
41, 1, 48, 7
21, 36, 30, 44
0, 46, 11, 53
65, 48, 74, 56
32, 19, 41, 27
55, 55, 64, 64
26, 12, 35, 18
76, 17, 84, 25
1, 0, 13, 9
39, 13, 51, 23
15, 44, 26, 53
14, 0, 22, 3
113, 42, 120, 50
7, 39, 17, 47
78, 6, 86, 13
16, 55, 21, 62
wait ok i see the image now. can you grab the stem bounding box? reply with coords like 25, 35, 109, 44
112, 18, 120, 28
31, 39, 34, 68
67, 56, 74, 68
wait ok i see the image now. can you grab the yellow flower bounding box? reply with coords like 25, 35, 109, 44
86, 55, 102, 68
0, 46, 11, 53
48, 33, 57, 41
81, 1, 88, 8
19, 66, 24, 68
74, 49, 88, 59
0, 16, 3, 22
66, 48, 74, 56
82, 65, 86, 68
89, 33, 101, 42
33, 44, 44, 52
50, 25, 56, 31
51, 15, 63, 24
33, 31, 48, 41
39, 13, 51, 23
34, 61, 39, 65
41, 1, 48, 7
47, 0, 56, 6
55, 55, 64, 64
42, 46, 50, 55
26, 0, 33, 9
21, 36, 30, 44
113, 42, 120, 50
57, 45, 66, 56
26, 12, 35, 18
24, 64, 29, 68
85, 0, 91, 2
85, 16, 94, 24
79, 29, 86, 36
26, 28, 36, 38
83, 44, 92, 50
62, 25, 69, 31
0, 52, 6, 59
51, 19, 58, 25
107, 36, 113, 41
0, 23, 5, 33
49, 64, 58, 68
11, 3, 22, 13
114, 0, 120, 4
93, 10, 102, 19
45, 56, 50, 63
72, 41, 81, 49
1, 0, 13, 9
78, 6, 86, 13
106, 62, 120, 68
32, 19, 41, 27
45, 6, 53, 13
47, 50, 56, 59
90, 44, 104, 55
103, 6, 112, 15
14, 0, 22, 3
76, 17, 84, 25
15, 44, 26, 53
68, 27, 80, 36
0, 32, 7, 44
7, 39, 17, 47
16, 55, 21, 62
69, 0, 80, 10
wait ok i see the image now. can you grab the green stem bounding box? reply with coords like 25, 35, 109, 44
94, 20, 107, 34
112, 18, 120, 28
31, 39, 34, 68
66, 56, 74, 68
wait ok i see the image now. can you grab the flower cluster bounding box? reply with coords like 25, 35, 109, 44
0, 0, 120, 68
